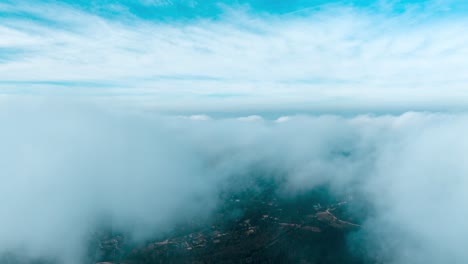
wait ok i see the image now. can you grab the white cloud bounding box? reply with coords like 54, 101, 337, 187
237, 115, 263, 121
188, 114, 212, 120
275, 116, 290, 123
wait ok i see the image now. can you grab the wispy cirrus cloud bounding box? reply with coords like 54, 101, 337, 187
1, 0, 468, 111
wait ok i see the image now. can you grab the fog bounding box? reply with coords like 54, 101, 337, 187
1, 101, 468, 263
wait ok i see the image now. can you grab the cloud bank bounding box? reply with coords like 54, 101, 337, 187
1, 101, 468, 263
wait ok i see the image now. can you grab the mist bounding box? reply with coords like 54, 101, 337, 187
1, 100, 468, 263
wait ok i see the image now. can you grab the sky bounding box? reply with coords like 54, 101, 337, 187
1, 0, 468, 113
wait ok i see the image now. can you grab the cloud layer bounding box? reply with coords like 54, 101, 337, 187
2, 101, 468, 263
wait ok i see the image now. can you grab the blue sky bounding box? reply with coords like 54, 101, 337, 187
5, 0, 467, 19
1, 0, 468, 112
